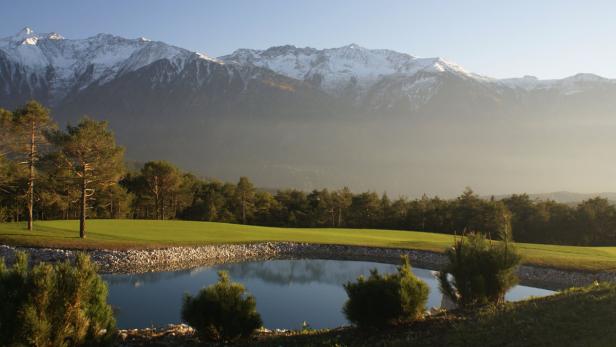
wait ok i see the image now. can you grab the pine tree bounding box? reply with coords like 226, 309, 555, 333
51, 117, 124, 238
8, 101, 55, 230
236, 176, 255, 224
332, 187, 353, 227
141, 161, 181, 220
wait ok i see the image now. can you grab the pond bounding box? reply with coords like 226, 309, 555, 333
103, 259, 555, 329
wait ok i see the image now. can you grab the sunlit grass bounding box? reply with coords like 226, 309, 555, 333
1, 219, 615, 272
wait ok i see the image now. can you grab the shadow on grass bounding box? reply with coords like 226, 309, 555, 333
0, 232, 81, 239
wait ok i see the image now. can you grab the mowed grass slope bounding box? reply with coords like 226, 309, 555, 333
1, 219, 616, 272
247, 284, 616, 347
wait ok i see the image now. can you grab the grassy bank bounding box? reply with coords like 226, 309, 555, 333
1, 219, 616, 272
242, 283, 616, 347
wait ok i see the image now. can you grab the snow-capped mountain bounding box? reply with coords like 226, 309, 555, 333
218, 43, 616, 111
3, 27, 614, 110
221, 44, 479, 99
498, 73, 616, 95
221, 44, 616, 101
0, 27, 218, 105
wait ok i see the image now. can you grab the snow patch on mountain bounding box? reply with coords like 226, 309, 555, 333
498, 73, 615, 95
0, 27, 221, 101
220, 44, 477, 96
2, 27, 616, 109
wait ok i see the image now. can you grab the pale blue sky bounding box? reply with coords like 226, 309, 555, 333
1, 0, 615, 79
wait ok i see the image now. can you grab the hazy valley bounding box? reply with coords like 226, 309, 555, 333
2, 27, 616, 196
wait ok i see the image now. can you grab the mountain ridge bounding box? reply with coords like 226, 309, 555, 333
2, 27, 615, 107
3, 27, 616, 196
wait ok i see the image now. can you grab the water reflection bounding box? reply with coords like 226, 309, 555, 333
103, 268, 194, 286
215, 259, 397, 285
102, 259, 554, 329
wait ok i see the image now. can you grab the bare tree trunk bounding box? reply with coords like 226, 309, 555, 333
161, 193, 165, 220
65, 186, 70, 220
153, 176, 161, 220
80, 175, 86, 238
172, 194, 177, 219
27, 120, 35, 231
154, 193, 160, 220
241, 192, 246, 224
338, 208, 342, 227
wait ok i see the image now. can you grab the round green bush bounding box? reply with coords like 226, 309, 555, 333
181, 271, 262, 342
343, 256, 429, 329
0, 252, 116, 347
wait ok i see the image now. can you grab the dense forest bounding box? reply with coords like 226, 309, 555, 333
1, 101, 615, 245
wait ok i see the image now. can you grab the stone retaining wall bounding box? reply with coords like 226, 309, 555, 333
1, 243, 613, 290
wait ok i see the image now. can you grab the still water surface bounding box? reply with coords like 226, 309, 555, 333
103, 259, 554, 329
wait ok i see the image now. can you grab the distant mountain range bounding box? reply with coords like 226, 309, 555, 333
2, 27, 616, 196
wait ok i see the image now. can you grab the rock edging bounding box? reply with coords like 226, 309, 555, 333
1, 243, 613, 289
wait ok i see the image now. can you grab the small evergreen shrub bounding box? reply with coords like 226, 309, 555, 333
439, 232, 522, 307
181, 271, 262, 342
343, 256, 429, 329
0, 252, 116, 347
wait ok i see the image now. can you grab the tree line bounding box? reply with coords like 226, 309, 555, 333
1, 101, 123, 237
2, 101, 616, 245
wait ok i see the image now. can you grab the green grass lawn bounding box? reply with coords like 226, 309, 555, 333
1, 219, 616, 272
246, 283, 616, 347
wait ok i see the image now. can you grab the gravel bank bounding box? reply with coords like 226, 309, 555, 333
1, 243, 613, 290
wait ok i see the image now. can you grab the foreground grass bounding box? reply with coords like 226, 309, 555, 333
1, 219, 616, 272
118, 283, 616, 346
244, 283, 616, 347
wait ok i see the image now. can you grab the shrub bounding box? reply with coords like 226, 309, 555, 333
439, 232, 521, 307
0, 206, 9, 222
343, 256, 429, 329
0, 252, 116, 347
181, 271, 262, 342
